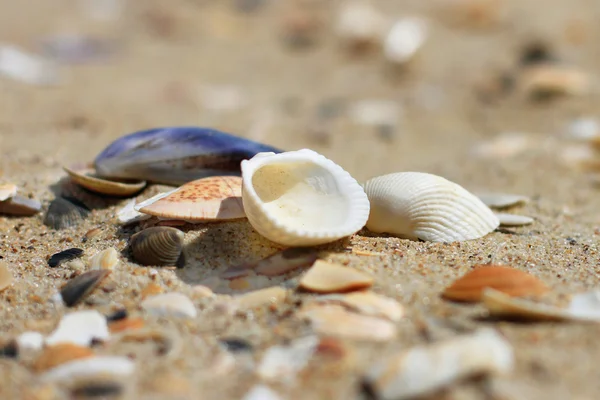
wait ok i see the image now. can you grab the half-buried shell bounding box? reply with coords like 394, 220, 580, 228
129, 227, 185, 267
363, 172, 499, 242
241, 149, 370, 247
63, 166, 146, 197
136, 176, 245, 222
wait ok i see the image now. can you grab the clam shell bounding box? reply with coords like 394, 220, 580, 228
94, 126, 282, 185
0, 194, 42, 216
64, 166, 146, 197
241, 149, 370, 247
363, 172, 499, 242
129, 227, 185, 267
137, 176, 245, 221
44, 196, 90, 230
60, 269, 111, 307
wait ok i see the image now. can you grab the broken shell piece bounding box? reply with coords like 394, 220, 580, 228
363, 328, 514, 400
33, 343, 94, 372
482, 288, 600, 322
257, 335, 319, 381
442, 265, 549, 303
0, 45, 59, 85
64, 167, 146, 197
299, 260, 374, 293
254, 247, 318, 277
471, 133, 532, 159
383, 17, 428, 65
496, 213, 534, 226
234, 287, 288, 311
129, 226, 185, 267
363, 172, 499, 242
0, 194, 42, 216
117, 198, 151, 224
60, 269, 111, 307
48, 248, 85, 268
335, 1, 389, 50
89, 248, 119, 270
241, 149, 370, 246
40, 356, 135, 384
299, 304, 396, 341
518, 65, 591, 98
141, 292, 197, 318
313, 291, 404, 321
46, 310, 110, 346
16, 331, 44, 351
0, 183, 17, 201
476, 193, 529, 209
137, 176, 245, 221
0, 262, 13, 292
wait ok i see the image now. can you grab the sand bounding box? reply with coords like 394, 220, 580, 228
2, 0, 600, 399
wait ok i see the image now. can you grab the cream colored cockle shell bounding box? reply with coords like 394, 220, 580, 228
241, 149, 370, 247
363, 172, 499, 242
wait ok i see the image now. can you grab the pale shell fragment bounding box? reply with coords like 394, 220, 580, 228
234, 287, 288, 311
64, 166, 146, 197
257, 335, 319, 382
383, 17, 428, 65
363, 328, 514, 400
496, 213, 534, 226
299, 304, 397, 341
141, 292, 197, 318
241, 149, 370, 246
518, 65, 591, 97
476, 193, 529, 209
243, 385, 282, 400
299, 260, 374, 293
46, 310, 110, 347
0, 261, 13, 292
89, 247, 120, 270
363, 172, 499, 242
0, 183, 17, 201
0, 45, 59, 85
117, 198, 151, 224
335, 1, 389, 48
482, 288, 600, 322
0, 194, 42, 216
313, 291, 404, 322
16, 331, 44, 351
137, 176, 245, 221
40, 356, 135, 384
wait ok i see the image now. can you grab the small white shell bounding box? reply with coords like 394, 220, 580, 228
383, 17, 428, 65
241, 149, 370, 247
363, 172, 499, 242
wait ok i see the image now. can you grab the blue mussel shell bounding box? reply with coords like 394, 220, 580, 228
94, 126, 283, 185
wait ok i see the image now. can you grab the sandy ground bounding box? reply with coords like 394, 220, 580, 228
2, 0, 600, 399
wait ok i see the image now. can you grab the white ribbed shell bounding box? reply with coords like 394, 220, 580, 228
363, 172, 499, 242
241, 149, 370, 247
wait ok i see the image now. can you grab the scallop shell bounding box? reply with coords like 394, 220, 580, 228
129, 227, 185, 267
241, 149, 370, 247
136, 176, 245, 221
94, 126, 283, 185
64, 166, 146, 197
363, 172, 499, 242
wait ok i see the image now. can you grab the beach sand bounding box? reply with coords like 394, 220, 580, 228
1, 0, 600, 399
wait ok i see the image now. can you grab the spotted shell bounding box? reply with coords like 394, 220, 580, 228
136, 176, 244, 221
363, 172, 499, 242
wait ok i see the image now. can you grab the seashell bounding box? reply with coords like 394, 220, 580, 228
0, 183, 17, 201
335, 1, 389, 50
299, 260, 374, 293
496, 212, 534, 226
40, 356, 135, 384
129, 226, 185, 267
442, 265, 549, 303
94, 126, 283, 185
482, 288, 600, 322
363, 172, 499, 242
44, 196, 90, 230
476, 193, 529, 209
16, 331, 44, 351
46, 310, 110, 347
0, 194, 42, 216
136, 176, 245, 222
64, 166, 146, 197
0, 45, 60, 85
141, 292, 197, 318
234, 286, 288, 311
518, 64, 591, 98
89, 247, 119, 270
243, 385, 282, 400
383, 17, 428, 65
313, 291, 404, 322
257, 336, 319, 382
33, 343, 94, 372
221, 247, 319, 279
106, 309, 127, 322
0, 341, 18, 358
117, 198, 151, 224
0, 262, 13, 292
48, 248, 84, 268
219, 337, 254, 353
363, 328, 514, 400
241, 149, 370, 247
299, 304, 397, 341
60, 269, 111, 307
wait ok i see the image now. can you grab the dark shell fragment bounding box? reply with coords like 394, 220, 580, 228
48, 248, 85, 268
60, 269, 111, 307
44, 196, 90, 230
